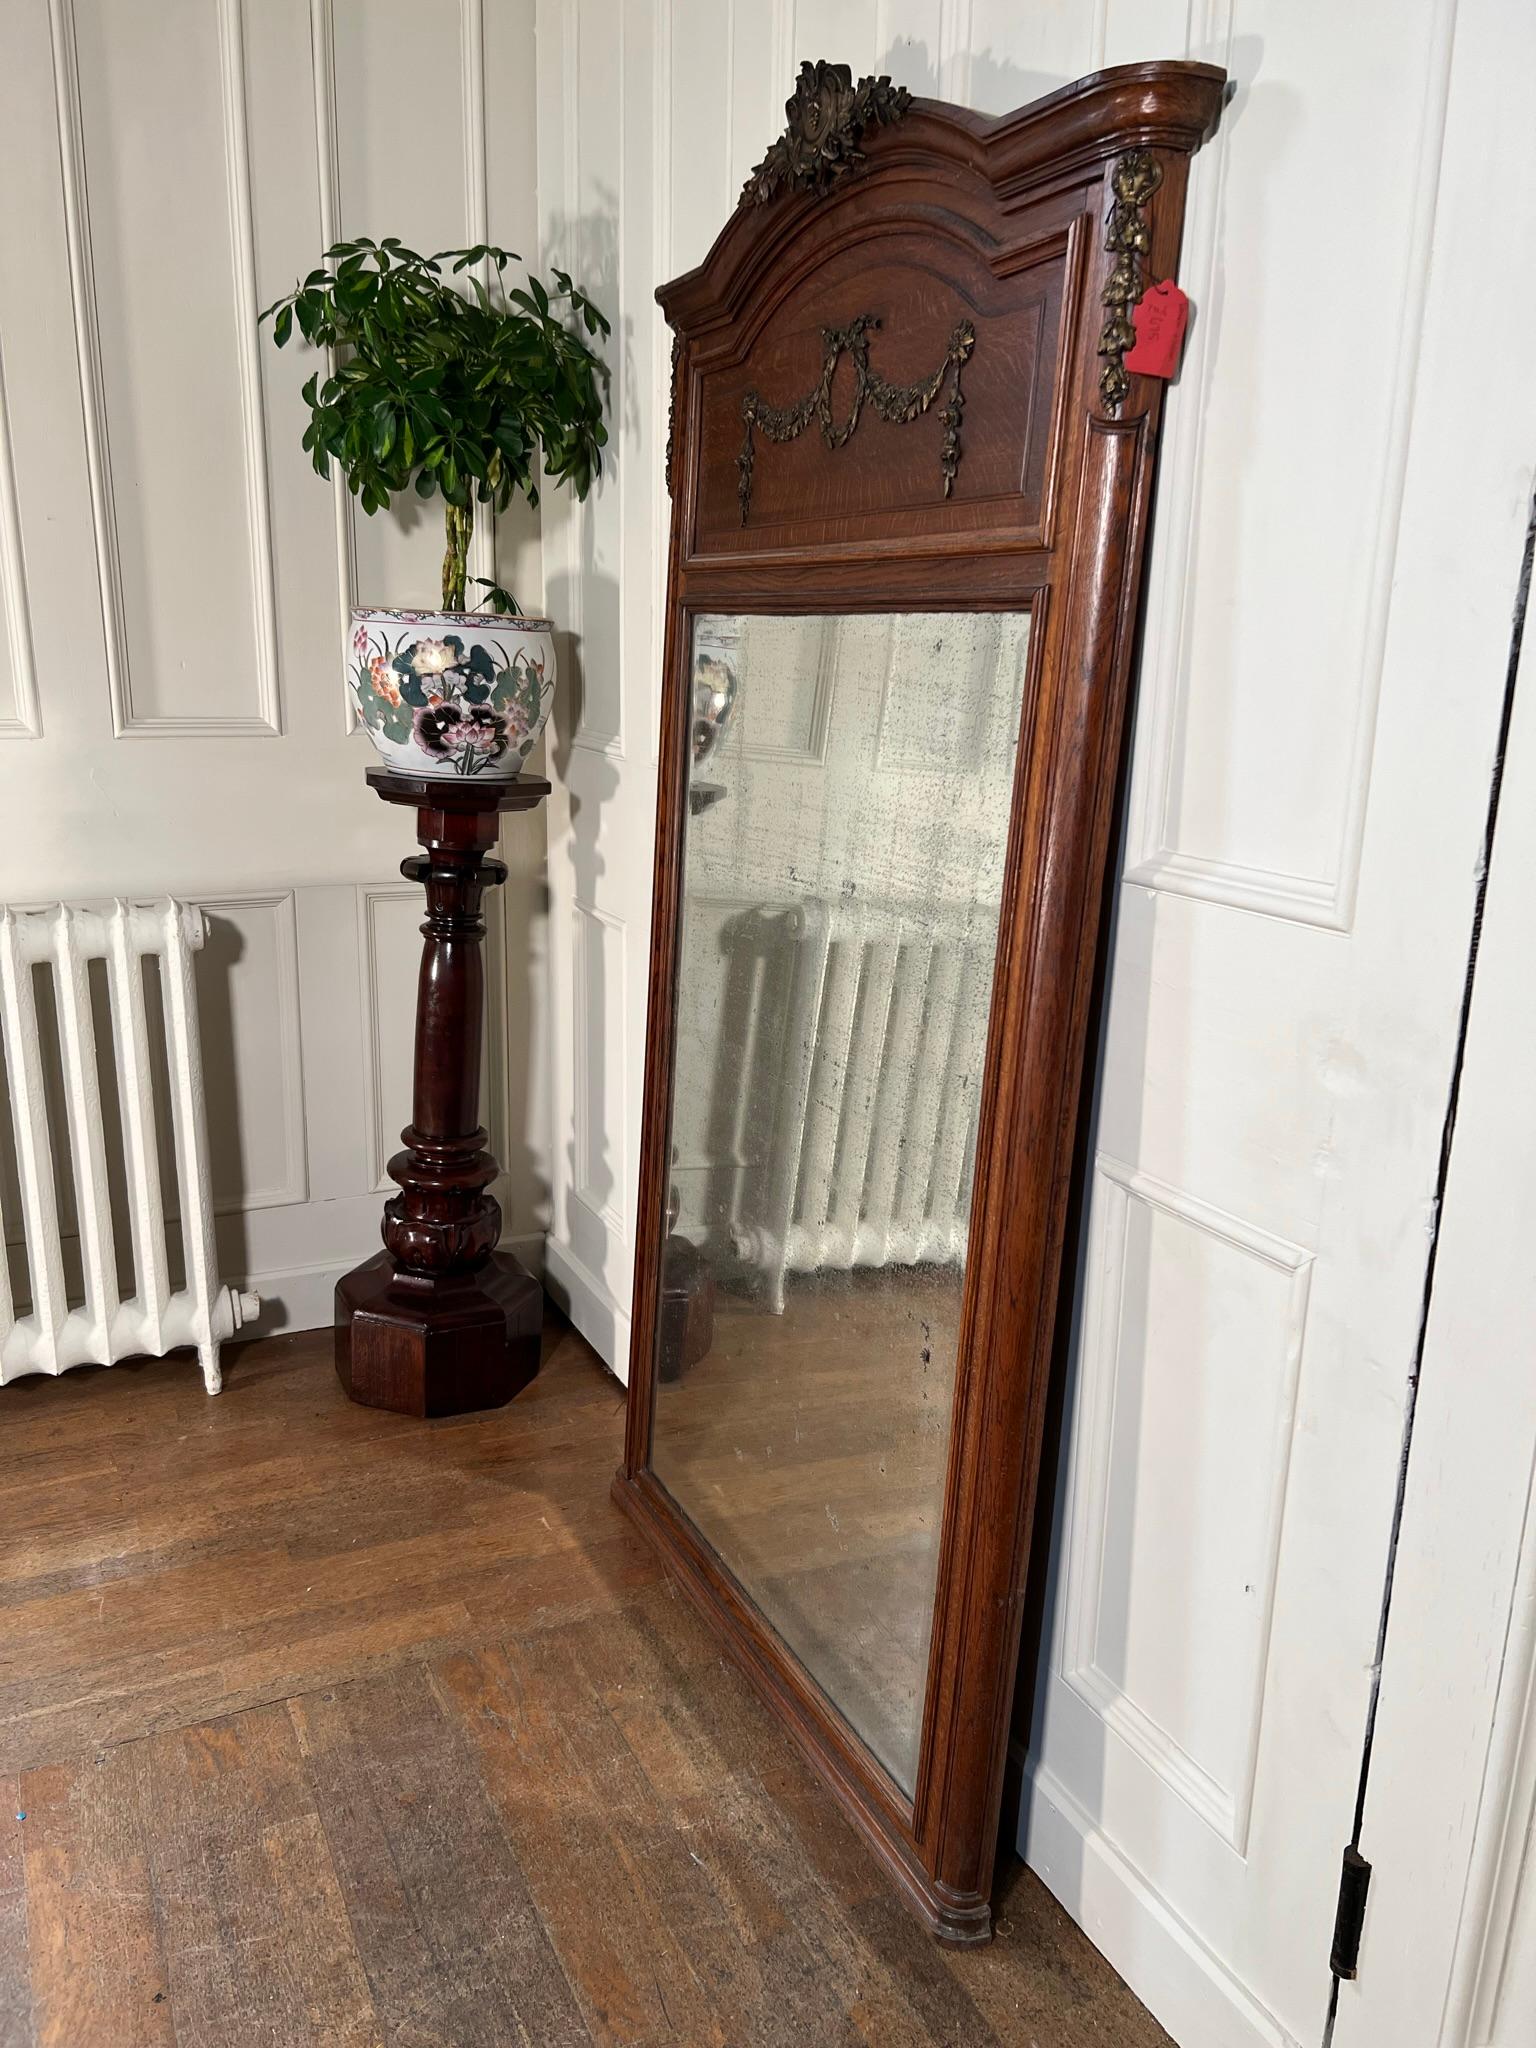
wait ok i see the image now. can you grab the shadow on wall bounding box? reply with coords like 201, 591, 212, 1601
537, 196, 633, 1337
877, 39, 1073, 115
479, 486, 556, 1266
544, 559, 624, 1306
493, 837, 555, 1254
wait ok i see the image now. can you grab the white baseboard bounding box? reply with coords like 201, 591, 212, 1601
237, 1232, 547, 1339
1018, 1755, 1298, 2048
542, 1236, 628, 1380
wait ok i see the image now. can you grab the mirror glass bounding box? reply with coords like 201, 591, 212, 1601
651, 609, 1031, 1794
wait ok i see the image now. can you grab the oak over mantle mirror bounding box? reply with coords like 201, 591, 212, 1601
617, 59, 1226, 1943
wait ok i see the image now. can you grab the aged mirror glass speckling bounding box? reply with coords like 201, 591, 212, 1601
650, 609, 1031, 1794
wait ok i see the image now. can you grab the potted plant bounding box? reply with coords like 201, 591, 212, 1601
261, 239, 609, 779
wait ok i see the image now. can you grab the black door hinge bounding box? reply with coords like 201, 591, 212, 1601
1330, 1846, 1372, 1979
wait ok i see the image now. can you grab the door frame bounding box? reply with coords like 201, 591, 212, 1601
1331, 515, 1536, 2044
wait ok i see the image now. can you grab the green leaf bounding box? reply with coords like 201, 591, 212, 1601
471, 578, 521, 616
261, 234, 611, 568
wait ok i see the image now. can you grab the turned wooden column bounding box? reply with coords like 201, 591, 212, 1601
335, 767, 551, 1416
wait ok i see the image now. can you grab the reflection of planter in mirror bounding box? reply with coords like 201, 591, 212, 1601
661, 1148, 715, 1379
690, 642, 739, 767
689, 781, 729, 818
659, 1236, 715, 1379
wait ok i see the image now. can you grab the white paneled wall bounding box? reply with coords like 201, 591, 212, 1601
0, 0, 548, 1329
536, 6, 1529, 2047
2, 5, 1529, 2041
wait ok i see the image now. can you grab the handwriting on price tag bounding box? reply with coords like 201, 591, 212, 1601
1124, 280, 1190, 380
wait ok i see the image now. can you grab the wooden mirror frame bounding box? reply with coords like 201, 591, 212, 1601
615, 59, 1227, 1943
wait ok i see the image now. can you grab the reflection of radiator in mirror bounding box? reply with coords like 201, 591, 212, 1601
696, 896, 996, 1314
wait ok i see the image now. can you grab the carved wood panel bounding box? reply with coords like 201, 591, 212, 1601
688, 221, 1072, 555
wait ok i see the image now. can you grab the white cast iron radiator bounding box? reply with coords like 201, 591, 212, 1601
0, 899, 259, 1393
720, 897, 997, 1313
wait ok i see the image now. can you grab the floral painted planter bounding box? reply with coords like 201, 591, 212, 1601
348, 607, 556, 780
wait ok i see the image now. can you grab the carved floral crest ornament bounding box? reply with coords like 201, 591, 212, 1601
741, 60, 913, 206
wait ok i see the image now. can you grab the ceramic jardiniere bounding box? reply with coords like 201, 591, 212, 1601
348, 607, 557, 780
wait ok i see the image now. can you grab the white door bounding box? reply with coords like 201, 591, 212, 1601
1330, 491, 1536, 2048
536, 3, 1528, 2042
0, 0, 547, 1332
1025, 3, 1536, 2045
1325, 4, 1536, 2017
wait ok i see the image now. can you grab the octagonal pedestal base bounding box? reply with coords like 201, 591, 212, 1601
334, 1249, 542, 1418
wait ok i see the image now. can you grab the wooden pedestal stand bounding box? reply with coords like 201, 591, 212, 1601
335, 767, 551, 1417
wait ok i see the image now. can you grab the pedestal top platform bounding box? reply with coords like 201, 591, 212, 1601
365, 767, 553, 814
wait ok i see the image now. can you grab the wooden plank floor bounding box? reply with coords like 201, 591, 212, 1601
0, 1314, 1169, 2048
654, 1269, 963, 1793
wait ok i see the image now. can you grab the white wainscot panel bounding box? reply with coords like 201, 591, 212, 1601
356, 883, 423, 1192
0, 338, 39, 738
571, 900, 627, 1234
1123, 0, 1455, 927
950, 0, 1099, 108
1062, 1158, 1313, 1851
54, 0, 279, 735
876, 612, 1013, 774
736, 614, 836, 764
195, 893, 306, 1213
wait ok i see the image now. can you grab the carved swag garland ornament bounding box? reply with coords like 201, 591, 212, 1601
736, 314, 975, 525
670, 63, 1166, 514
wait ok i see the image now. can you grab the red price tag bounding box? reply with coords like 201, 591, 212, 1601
1124, 279, 1189, 380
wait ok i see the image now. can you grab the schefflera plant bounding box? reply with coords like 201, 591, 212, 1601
261, 238, 609, 612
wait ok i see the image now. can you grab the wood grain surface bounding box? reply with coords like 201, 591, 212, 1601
0, 1319, 1167, 2046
